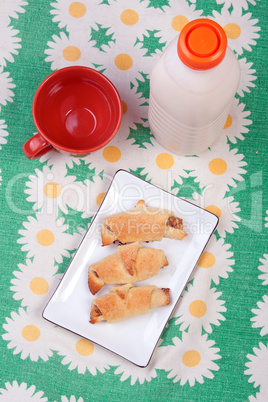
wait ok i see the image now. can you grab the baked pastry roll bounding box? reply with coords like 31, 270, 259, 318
90, 283, 170, 324
88, 242, 168, 295
101, 199, 187, 246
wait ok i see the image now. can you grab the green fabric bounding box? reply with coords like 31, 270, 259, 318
0, 1, 267, 401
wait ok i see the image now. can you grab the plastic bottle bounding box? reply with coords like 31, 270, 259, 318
148, 19, 240, 155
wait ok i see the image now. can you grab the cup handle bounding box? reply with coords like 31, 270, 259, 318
23, 133, 53, 160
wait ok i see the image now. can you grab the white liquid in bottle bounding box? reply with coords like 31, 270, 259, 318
148, 19, 240, 155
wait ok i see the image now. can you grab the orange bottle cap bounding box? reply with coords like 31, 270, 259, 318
177, 19, 227, 70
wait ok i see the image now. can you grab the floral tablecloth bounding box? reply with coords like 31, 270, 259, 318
0, 1, 267, 401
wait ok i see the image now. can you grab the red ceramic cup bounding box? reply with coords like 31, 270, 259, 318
23, 66, 122, 159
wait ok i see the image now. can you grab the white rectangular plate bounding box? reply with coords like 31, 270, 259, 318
43, 169, 218, 367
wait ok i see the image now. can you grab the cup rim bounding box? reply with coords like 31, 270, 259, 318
32, 66, 122, 154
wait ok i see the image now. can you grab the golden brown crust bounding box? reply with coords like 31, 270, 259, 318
164, 225, 188, 240
90, 284, 170, 324
101, 200, 187, 246
117, 241, 138, 275
88, 242, 168, 295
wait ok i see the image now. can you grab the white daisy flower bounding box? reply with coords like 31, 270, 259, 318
191, 234, 234, 286
192, 190, 241, 238
212, 8, 260, 55
93, 0, 154, 46
216, 0, 260, 12
0, 23, 22, 66
61, 396, 83, 402
17, 212, 79, 264
0, 381, 47, 402
251, 295, 268, 337
186, 142, 247, 196
237, 57, 257, 97
173, 283, 226, 333
2, 308, 55, 362
245, 343, 268, 396
156, 332, 221, 386
154, 0, 203, 44
39, 148, 83, 169
258, 254, 268, 285
153, 146, 190, 190
10, 257, 62, 310
0, 67, 15, 109
127, 139, 189, 192
0, 120, 9, 149
44, 31, 98, 71
24, 164, 88, 215
223, 98, 252, 144
50, 0, 95, 34
0, 0, 28, 24
51, 326, 117, 375
92, 37, 148, 91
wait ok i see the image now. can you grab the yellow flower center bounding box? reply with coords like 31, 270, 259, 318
30, 277, 49, 295
69, 2, 87, 18
205, 205, 222, 218
156, 153, 174, 169
209, 158, 227, 175
172, 15, 189, 31
114, 54, 133, 70
102, 146, 121, 162
36, 229, 55, 246
120, 9, 139, 26
197, 251, 216, 268
224, 23, 241, 39
121, 100, 128, 115
189, 300, 207, 318
76, 339, 94, 356
63, 46, 81, 61
182, 350, 201, 367
44, 182, 61, 198
96, 192, 106, 207
223, 114, 232, 129
22, 325, 40, 342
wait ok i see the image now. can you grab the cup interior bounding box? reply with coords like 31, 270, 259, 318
33, 67, 122, 153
